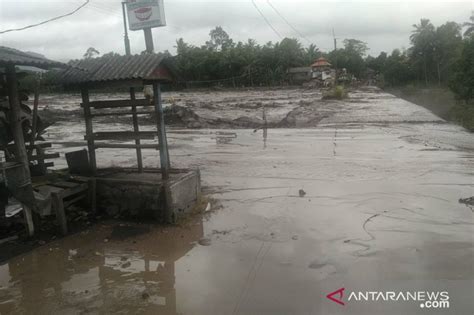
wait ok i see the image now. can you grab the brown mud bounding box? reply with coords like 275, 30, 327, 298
0, 87, 473, 314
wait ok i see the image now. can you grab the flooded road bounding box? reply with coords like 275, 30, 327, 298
1, 88, 473, 314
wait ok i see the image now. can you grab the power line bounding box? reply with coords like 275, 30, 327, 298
0, 0, 90, 35
250, 0, 282, 40
266, 0, 311, 44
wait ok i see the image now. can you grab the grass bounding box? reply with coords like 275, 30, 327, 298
449, 104, 474, 131
385, 85, 474, 131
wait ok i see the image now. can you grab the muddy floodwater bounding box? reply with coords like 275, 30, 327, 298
0, 87, 473, 314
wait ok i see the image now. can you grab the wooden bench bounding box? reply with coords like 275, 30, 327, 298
36, 179, 96, 235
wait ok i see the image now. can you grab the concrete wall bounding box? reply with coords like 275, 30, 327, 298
95, 169, 201, 222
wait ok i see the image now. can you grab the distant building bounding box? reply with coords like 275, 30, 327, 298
287, 57, 336, 86
287, 66, 311, 84
310, 57, 333, 81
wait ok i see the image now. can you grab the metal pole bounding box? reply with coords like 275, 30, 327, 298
122, 2, 131, 55
153, 82, 173, 223
144, 28, 154, 53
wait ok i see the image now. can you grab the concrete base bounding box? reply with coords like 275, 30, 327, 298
93, 168, 201, 222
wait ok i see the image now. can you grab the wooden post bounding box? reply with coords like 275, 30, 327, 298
130, 88, 143, 172
29, 75, 40, 153
5, 64, 35, 236
81, 88, 97, 174
88, 178, 97, 214
51, 192, 67, 235
153, 82, 170, 179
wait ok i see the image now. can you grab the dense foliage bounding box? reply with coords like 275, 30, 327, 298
171, 13, 473, 105
19, 12, 473, 107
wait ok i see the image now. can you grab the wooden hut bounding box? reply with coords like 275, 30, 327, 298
55, 54, 200, 224
0, 46, 67, 235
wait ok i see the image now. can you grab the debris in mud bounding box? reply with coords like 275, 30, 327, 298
231, 116, 265, 128
276, 106, 329, 128
121, 261, 131, 268
459, 197, 474, 210
299, 189, 306, 197
0, 235, 18, 245
198, 238, 212, 246
163, 104, 204, 128
308, 261, 327, 269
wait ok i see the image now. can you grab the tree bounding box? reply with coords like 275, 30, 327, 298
83, 47, 100, 59
206, 26, 232, 51
449, 37, 474, 104
304, 44, 320, 64
343, 39, 369, 56
383, 49, 415, 86
410, 19, 436, 85
434, 22, 463, 84
275, 38, 304, 69
327, 38, 368, 78
366, 52, 387, 73
463, 11, 474, 37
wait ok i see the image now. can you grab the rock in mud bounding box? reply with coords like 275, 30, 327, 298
163, 104, 203, 128
459, 197, 474, 206
198, 238, 212, 246
231, 116, 265, 128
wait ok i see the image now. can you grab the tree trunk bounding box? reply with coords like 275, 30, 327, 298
437, 62, 441, 86
423, 56, 428, 86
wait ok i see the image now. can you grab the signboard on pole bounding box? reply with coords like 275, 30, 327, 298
126, 0, 166, 31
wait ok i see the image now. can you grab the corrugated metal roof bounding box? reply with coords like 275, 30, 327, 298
0, 46, 66, 69
58, 53, 175, 85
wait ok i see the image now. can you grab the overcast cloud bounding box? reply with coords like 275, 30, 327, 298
0, 0, 472, 62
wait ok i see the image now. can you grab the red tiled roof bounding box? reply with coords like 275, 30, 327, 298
311, 57, 331, 68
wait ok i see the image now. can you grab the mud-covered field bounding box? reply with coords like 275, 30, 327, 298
1, 87, 473, 314
37, 86, 445, 129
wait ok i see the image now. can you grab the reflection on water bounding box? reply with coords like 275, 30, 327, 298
0, 218, 203, 314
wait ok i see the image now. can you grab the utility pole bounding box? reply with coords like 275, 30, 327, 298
144, 28, 154, 53
121, 2, 131, 55
333, 28, 338, 85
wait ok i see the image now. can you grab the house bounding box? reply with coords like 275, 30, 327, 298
310, 57, 333, 81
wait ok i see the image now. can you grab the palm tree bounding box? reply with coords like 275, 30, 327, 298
305, 44, 320, 64
410, 19, 436, 85
463, 11, 474, 37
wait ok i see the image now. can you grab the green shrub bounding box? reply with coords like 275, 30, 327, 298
322, 85, 348, 100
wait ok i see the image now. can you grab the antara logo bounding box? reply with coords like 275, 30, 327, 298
326, 287, 345, 306
325, 288, 450, 309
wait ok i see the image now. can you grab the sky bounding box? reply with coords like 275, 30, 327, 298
0, 0, 472, 62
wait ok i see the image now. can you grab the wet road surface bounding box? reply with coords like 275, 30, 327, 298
0, 88, 473, 314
